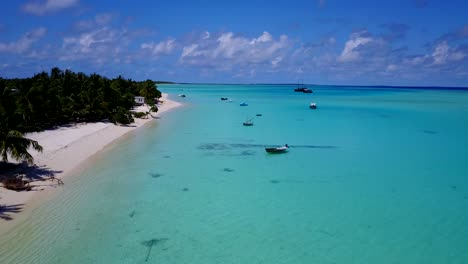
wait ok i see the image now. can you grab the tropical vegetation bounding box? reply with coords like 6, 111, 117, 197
0, 67, 161, 165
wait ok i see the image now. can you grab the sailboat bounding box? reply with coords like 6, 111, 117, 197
294, 81, 312, 93
243, 118, 254, 126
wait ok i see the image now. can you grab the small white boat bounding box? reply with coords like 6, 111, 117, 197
265, 144, 289, 153
309, 102, 317, 109
178, 94, 186, 97
243, 118, 254, 126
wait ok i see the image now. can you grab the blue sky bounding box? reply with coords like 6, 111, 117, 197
1, 0, 467, 86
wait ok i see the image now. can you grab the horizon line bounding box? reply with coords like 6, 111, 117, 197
165, 82, 468, 90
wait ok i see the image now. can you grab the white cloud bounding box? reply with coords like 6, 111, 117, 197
406, 56, 427, 65
213, 32, 249, 58
202, 31, 210, 39
386, 64, 398, 72
0, 27, 47, 54
181, 44, 201, 58
327, 37, 336, 45
451, 51, 466, 61
95, 13, 113, 25
23, 0, 79, 15
250, 31, 273, 44
180, 31, 290, 69
141, 38, 176, 56
338, 31, 372, 62
73, 13, 116, 32
432, 41, 450, 64
62, 28, 116, 54
60, 27, 129, 62
271, 56, 283, 67
432, 41, 466, 65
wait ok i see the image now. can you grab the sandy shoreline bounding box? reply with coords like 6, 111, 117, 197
0, 93, 181, 232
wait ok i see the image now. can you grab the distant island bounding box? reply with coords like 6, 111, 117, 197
155, 81, 176, 84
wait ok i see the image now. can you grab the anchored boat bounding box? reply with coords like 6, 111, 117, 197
265, 144, 289, 153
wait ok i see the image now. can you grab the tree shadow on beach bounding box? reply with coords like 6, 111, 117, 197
21, 165, 62, 181
1, 162, 64, 190
0, 204, 24, 221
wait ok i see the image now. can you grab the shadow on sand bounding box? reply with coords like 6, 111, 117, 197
0, 163, 63, 221
20, 165, 63, 182
1, 162, 62, 180
0, 204, 24, 221
1, 162, 64, 191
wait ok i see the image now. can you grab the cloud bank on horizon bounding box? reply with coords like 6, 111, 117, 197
1, 0, 468, 86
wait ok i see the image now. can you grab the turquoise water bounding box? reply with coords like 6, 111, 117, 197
1, 84, 468, 263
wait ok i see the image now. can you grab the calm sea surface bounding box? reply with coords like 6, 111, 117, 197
1, 84, 468, 263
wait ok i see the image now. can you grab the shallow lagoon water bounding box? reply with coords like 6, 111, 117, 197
1, 84, 468, 263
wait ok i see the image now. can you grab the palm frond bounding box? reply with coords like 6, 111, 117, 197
0, 130, 43, 164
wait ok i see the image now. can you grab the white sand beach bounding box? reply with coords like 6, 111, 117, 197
0, 93, 181, 229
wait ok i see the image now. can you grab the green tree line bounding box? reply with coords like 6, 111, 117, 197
0, 67, 161, 165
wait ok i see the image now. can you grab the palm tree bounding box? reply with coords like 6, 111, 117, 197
0, 129, 43, 165
0, 81, 43, 165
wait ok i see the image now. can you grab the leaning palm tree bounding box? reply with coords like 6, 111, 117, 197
0, 129, 43, 165
0, 82, 43, 165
